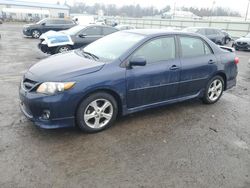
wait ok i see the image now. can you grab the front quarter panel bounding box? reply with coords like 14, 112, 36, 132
66, 61, 126, 116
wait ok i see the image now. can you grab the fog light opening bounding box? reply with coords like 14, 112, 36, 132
41, 110, 50, 120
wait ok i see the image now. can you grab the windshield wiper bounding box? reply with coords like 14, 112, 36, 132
82, 50, 99, 60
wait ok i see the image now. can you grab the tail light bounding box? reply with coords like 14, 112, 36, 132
234, 57, 239, 65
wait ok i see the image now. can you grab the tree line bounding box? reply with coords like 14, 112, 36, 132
69, 3, 241, 18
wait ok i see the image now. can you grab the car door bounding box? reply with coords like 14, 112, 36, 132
126, 36, 181, 108
53, 20, 66, 31
74, 26, 102, 48
178, 35, 217, 97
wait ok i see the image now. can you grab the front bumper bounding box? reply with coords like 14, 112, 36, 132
23, 28, 32, 36
19, 86, 75, 129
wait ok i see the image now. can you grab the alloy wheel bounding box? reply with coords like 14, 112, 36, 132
84, 99, 114, 129
208, 79, 223, 102
59, 46, 70, 53
32, 30, 40, 38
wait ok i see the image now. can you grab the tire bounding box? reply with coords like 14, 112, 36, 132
31, 29, 41, 38
55, 45, 72, 54
76, 92, 118, 133
202, 75, 224, 104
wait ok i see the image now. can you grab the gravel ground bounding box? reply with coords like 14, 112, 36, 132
0, 23, 250, 188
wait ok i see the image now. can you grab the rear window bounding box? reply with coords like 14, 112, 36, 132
206, 29, 216, 35
180, 36, 212, 57
65, 20, 74, 24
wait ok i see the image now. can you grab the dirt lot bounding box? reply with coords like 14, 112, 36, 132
0, 23, 250, 188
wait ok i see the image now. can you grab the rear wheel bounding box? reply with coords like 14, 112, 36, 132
55, 45, 72, 54
31, 29, 41, 38
76, 92, 118, 133
202, 76, 224, 104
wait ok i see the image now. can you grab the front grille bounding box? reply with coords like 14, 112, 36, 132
22, 78, 38, 91
236, 42, 247, 46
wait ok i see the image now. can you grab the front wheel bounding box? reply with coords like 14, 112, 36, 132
202, 76, 224, 104
31, 29, 41, 38
76, 92, 118, 133
55, 45, 72, 54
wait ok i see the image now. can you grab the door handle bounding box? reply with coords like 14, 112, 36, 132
208, 59, 216, 64
169, 65, 180, 70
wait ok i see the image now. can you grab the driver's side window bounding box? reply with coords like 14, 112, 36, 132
132, 37, 176, 64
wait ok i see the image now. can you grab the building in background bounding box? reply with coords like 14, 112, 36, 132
0, 0, 69, 21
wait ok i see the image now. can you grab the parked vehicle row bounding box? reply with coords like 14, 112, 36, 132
19, 30, 239, 133
182, 27, 231, 45
38, 25, 118, 54
23, 18, 76, 38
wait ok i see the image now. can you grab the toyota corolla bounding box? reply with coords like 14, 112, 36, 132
19, 30, 238, 133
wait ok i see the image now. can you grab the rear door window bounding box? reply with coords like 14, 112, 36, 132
179, 36, 212, 57
132, 36, 176, 64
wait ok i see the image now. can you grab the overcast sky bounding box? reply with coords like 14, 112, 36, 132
29, 0, 249, 15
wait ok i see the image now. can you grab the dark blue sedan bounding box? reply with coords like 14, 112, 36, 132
19, 30, 238, 132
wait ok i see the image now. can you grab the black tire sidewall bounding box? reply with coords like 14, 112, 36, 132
203, 76, 224, 104
76, 92, 118, 133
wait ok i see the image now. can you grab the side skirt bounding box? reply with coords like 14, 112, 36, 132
123, 90, 203, 115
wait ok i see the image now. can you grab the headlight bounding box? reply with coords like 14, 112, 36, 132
36, 82, 75, 95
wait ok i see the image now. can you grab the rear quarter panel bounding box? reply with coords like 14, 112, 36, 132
218, 51, 237, 84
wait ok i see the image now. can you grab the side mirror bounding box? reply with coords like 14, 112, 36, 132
79, 34, 87, 38
128, 57, 146, 68
41, 22, 46, 26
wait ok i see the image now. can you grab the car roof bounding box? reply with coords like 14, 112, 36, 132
124, 29, 202, 37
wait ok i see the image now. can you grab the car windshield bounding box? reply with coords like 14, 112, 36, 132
83, 31, 145, 61
36, 18, 47, 24
63, 25, 86, 35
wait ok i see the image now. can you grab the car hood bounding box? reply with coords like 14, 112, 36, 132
235, 37, 250, 42
27, 50, 105, 81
